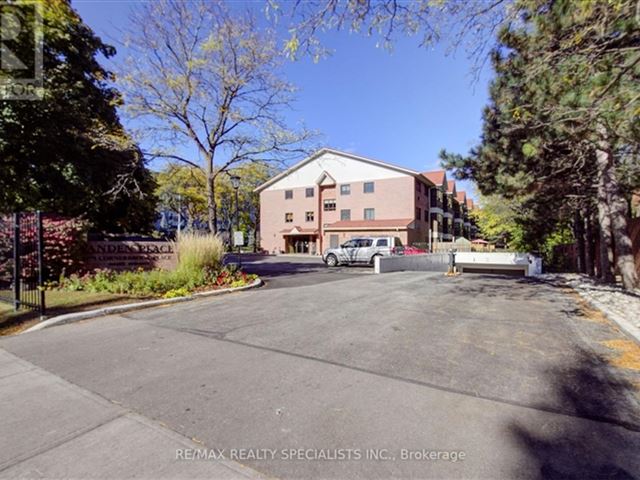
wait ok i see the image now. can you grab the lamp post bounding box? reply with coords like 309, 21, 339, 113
177, 194, 182, 237
229, 174, 241, 269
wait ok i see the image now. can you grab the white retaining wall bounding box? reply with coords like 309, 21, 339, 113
375, 254, 449, 274
376, 252, 542, 276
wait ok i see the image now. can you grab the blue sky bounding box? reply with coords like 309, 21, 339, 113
73, 0, 492, 199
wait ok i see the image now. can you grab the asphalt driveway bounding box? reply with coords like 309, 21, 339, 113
240, 254, 373, 289
1, 271, 639, 479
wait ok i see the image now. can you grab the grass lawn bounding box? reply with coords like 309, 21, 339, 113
0, 290, 142, 336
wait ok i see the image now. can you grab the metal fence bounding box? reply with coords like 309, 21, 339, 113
0, 212, 46, 316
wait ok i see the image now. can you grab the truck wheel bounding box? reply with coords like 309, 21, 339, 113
325, 254, 338, 267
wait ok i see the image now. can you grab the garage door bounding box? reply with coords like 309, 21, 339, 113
461, 267, 525, 277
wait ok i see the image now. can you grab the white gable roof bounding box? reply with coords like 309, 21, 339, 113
256, 148, 427, 192
316, 170, 336, 186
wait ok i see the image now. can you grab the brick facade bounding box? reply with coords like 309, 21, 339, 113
257, 148, 475, 254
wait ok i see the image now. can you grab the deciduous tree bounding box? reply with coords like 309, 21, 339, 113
155, 162, 274, 249
0, 0, 156, 232
121, 0, 314, 233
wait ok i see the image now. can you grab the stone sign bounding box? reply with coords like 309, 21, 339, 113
87, 240, 177, 271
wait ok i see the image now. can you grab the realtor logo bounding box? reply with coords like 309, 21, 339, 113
0, 1, 43, 100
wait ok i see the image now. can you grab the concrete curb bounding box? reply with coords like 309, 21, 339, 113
23, 278, 264, 334
540, 274, 640, 346
576, 292, 640, 346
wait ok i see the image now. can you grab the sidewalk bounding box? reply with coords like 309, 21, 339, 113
0, 349, 265, 479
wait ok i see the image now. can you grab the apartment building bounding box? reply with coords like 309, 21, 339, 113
256, 148, 475, 254
455, 190, 471, 239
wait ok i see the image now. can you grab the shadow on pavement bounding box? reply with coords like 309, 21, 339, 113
442, 274, 549, 301
241, 260, 326, 278
509, 346, 640, 479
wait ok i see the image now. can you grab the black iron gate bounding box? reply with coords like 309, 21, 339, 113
0, 212, 46, 316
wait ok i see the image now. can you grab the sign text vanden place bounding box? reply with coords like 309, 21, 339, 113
87, 240, 177, 271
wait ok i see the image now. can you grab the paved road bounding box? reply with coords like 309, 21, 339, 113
1, 266, 640, 479
240, 255, 373, 289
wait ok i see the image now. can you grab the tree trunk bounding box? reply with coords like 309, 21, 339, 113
574, 209, 585, 273
252, 227, 258, 253
596, 185, 614, 282
583, 208, 595, 277
610, 189, 638, 289
206, 175, 215, 233
205, 154, 218, 234
186, 206, 195, 231
595, 125, 638, 289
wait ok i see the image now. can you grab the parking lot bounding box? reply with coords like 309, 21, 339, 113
1, 261, 639, 478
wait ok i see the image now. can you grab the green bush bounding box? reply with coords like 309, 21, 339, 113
163, 287, 190, 299
88, 269, 207, 296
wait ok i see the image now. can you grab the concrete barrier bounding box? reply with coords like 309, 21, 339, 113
375, 252, 542, 276
456, 252, 541, 276
375, 253, 449, 274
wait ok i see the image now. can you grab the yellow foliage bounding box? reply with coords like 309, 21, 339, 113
602, 339, 640, 371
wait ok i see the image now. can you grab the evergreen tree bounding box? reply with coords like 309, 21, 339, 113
442, 0, 639, 289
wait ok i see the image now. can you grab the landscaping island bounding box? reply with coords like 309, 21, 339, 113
0, 233, 259, 335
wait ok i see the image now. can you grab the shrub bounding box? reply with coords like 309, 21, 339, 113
54, 264, 256, 297
58, 273, 85, 291
0, 217, 12, 285
0, 214, 88, 283
43, 215, 89, 279
176, 232, 224, 275
163, 287, 190, 299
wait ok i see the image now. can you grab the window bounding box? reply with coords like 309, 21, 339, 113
364, 208, 375, 220
423, 183, 428, 195
285, 190, 293, 199
357, 239, 373, 247
305, 187, 314, 198
340, 209, 351, 221
431, 189, 444, 208
416, 182, 421, 192
416, 207, 421, 220
342, 240, 357, 248
305, 211, 314, 222
323, 199, 336, 211
340, 184, 351, 195
376, 238, 388, 247
424, 209, 429, 222
285, 212, 293, 223
363, 182, 375, 193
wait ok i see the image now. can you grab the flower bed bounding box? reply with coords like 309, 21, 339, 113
48, 265, 258, 299
45, 233, 257, 299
